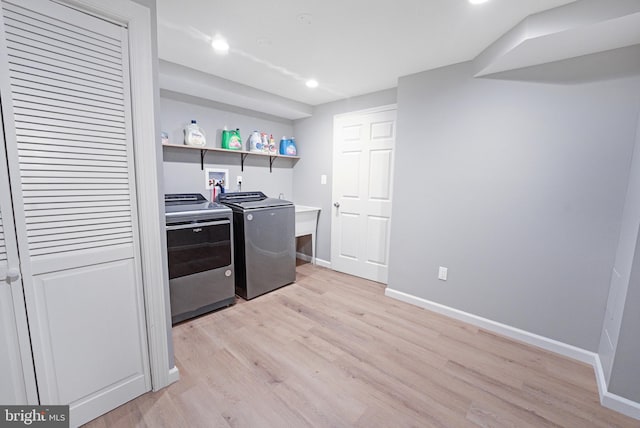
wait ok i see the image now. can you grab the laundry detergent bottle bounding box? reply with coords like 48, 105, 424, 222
279, 136, 297, 156
268, 134, 277, 154
184, 120, 206, 147
221, 128, 242, 150
249, 131, 263, 152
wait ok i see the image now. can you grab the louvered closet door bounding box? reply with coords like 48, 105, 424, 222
0, 176, 26, 406
0, 113, 37, 405
0, 0, 150, 424
0, 213, 5, 271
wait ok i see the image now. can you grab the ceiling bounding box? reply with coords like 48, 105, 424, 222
156, 0, 577, 107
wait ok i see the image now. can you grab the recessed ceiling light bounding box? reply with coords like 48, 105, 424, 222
468, 0, 490, 4
305, 79, 319, 89
211, 36, 229, 54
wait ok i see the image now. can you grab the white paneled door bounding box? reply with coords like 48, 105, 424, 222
331, 106, 396, 283
0, 0, 150, 425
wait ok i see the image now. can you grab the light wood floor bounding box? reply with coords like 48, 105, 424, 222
85, 262, 638, 427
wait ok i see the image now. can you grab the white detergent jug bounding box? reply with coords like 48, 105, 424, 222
184, 120, 206, 147
249, 130, 263, 152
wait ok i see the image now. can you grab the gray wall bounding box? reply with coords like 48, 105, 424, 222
388, 60, 640, 351
292, 89, 397, 262
161, 92, 295, 200
608, 110, 640, 402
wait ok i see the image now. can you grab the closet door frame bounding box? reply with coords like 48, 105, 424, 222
0, 0, 173, 393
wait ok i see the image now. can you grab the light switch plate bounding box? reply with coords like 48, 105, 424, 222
438, 266, 448, 281
321, 174, 327, 185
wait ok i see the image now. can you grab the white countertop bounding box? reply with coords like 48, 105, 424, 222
294, 205, 321, 263
295, 205, 321, 213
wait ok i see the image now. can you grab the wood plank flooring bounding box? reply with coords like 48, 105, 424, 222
85, 263, 639, 427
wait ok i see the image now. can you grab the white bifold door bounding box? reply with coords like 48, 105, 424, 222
0, 0, 150, 425
0, 99, 38, 406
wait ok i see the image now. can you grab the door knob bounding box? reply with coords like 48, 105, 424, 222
333, 202, 340, 208
6, 267, 20, 281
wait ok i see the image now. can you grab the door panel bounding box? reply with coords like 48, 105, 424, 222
339, 213, 359, 259
0, 280, 25, 404
366, 216, 389, 265
370, 120, 394, 139
342, 124, 362, 141
0, 0, 150, 423
0, 206, 37, 405
368, 149, 392, 200
332, 107, 396, 283
340, 151, 361, 197
0, 215, 5, 267
31, 259, 144, 404
0, 103, 37, 405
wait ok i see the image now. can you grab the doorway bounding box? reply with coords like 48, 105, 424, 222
331, 105, 397, 283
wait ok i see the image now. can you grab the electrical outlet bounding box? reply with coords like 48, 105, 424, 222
438, 266, 448, 281
321, 174, 327, 185
236, 176, 242, 185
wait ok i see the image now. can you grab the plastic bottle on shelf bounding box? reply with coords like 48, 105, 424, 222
222, 127, 242, 150
290, 137, 297, 155
268, 134, 277, 154
279, 136, 297, 156
184, 120, 206, 147
249, 131, 262, 152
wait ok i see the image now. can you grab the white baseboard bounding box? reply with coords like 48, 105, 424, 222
384, 287, 640, 421
315, 258, 331, 268
594, 356, 640, 420
168, 366, 180, 385
384, 288, 595, 364
296, 252, 331, 269
595, 355, 608, 403
296, 252, 312, 262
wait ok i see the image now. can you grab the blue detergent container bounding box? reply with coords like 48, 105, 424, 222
279, 136, 297, 156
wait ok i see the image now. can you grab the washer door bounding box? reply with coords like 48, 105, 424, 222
167, 219, 232, 279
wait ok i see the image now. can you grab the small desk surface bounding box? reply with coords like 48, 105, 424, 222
295, 205, 321, 213
294, 206, 320, 263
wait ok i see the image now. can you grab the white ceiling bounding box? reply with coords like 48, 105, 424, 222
157, 0, 576, 107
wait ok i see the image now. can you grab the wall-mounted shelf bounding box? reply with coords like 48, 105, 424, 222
162, 143, 300, 172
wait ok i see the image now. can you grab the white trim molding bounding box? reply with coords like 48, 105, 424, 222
296, 252, 313, 263
333, 103, 398, 119
296, 252, 331, 269
384, 288, 596, 364
168, 366, 180, 386
594, 356, 640, 420
316, 258, 332, 269
385, 287, 640, 421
